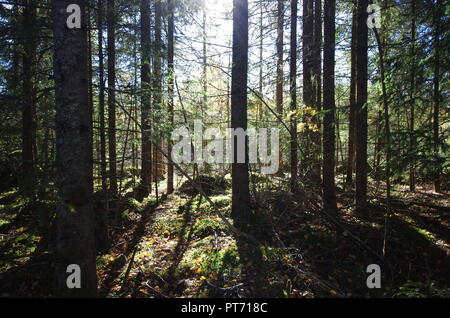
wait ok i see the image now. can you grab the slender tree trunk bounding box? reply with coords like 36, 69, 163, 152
140, 0, 152, 196
322, 0, 337, 211
373, 27, 391, 257
98, 0, 107, 193
355, 0, 368, 212
53, 0, 97, 297
275, 0, 284, 171
107, 0, 118, 196
374, 110, 382, 185
11, 2, 19, 89
346, 5, 357, 186
167, 0, 175, 194
433, 0, 441, 193
21, 0, 37, 195
153, 0, 163, 182
409, 0, 416, 191
202, 0, 208, 115
95, 0, 109, 252
258, 0, 264, 121
202, 0, 210, 174
311, 0, 322, 184
290, 0, 298, 193
302, 0, 313, 177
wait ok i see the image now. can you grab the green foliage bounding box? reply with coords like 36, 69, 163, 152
397, 281, 450, 298
191, 215, 229, 238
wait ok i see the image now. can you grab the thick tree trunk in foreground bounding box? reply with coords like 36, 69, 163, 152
231, 0, 250, 225
355, 0, 368, 212
107, 0, 118, 196
53, 0, 97, 297
289, 0, 298, 193
231, 0, 266, 295
322, 0, 337, 211
140, 0, 152, 196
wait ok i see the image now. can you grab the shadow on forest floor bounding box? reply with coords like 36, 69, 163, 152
0, 183, 449, 298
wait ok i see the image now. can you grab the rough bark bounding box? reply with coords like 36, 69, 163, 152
52, 0, 97, 297
140, 0, 152, 196
231, 0, 266, 296
231, 0, 250, 225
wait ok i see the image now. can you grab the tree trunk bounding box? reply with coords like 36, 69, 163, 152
433, 0, 441, 193
167, 0, 175, 194
107, 0, 118, 196
140, 0, 152, 196
302, 0, 313, 178
98, 0, 107, 193
311, 0, 322, 184
322, 0, 337, 211
21, 0, 37, 196
96, 0, 109, 252
202, 0, 208, 116
346, 5, 357, 186
290, 0, 298, 193
153, 0, 164, 182
53, 0, 97, 297
275, 0, 284, 171
231, 0, 266, 295
231, 0, 250, 225
373, 26, 391, 257
258, 0, 264, 122
409, 0, 416, 191
355, 0, 368, 212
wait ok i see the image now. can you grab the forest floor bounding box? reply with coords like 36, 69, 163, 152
0, 176, 449, 298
